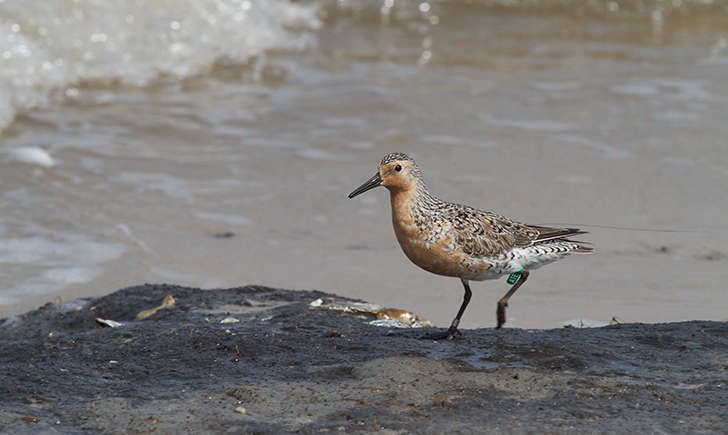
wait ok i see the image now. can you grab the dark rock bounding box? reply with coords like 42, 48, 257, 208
0, 284, 726, 433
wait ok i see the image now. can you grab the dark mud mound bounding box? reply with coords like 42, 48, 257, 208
1, 284, 726, 433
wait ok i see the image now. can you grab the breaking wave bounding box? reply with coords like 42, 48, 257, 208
0, 0, 321, 133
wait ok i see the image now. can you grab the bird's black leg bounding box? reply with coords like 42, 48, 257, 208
496, 270, 530, 329
423, 278, 472, 340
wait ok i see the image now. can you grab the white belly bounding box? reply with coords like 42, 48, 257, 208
472, 246, 570, 281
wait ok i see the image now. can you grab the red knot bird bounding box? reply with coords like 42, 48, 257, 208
348, 152, 592, 339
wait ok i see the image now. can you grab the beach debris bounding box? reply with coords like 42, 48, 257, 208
96, 318, 124, 328
563, 318, 610, 328
60, 299, 89, 312
369, 318, 426, 329
136, 294, 176, 319
234, 406, 247, 414
372, 308, 432, 328
309, 299, 431, 328
220, 317, 240, 324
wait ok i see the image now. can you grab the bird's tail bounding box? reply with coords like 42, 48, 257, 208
563, 239, 593, 254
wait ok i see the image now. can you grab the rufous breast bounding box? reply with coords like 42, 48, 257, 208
389, 189, 477, 279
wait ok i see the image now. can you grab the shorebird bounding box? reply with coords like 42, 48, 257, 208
348, 152, 592, 339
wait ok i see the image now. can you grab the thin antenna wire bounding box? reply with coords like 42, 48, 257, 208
539, 223, 728, 234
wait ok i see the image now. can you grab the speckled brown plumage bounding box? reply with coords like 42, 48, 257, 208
376, 152, 591, 271
350, 152, 593, 337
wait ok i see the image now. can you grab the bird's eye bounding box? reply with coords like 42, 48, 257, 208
395, 164, 402, 172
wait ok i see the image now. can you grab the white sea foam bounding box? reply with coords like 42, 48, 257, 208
0, 0, 321, 133
4, 147, 55, 167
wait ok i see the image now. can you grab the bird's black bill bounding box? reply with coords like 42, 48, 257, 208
348, 172, 382, 199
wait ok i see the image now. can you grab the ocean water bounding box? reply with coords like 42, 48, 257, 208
0, 0, 319, 130
1, 0, 727, 328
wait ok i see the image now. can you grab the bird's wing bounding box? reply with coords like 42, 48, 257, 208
445, 207, 590, 258
446, 207, 539, 258
526, 225, 588, 244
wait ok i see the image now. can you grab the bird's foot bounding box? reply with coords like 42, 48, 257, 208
420, 327, 462, 340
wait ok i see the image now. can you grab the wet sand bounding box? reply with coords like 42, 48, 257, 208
1, 285, 726, 432
1, 2, 727, 328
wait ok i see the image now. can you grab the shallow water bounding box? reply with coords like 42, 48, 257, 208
1, 0, 727, 328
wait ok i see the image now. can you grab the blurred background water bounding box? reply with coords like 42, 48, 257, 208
1, 0, 727, 328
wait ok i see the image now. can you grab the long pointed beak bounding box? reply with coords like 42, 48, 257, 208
348, 172, 382, 199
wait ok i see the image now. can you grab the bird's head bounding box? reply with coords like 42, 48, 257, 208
348, 152, 421, 199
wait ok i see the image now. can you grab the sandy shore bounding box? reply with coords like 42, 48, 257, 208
1, 284, 726, 433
